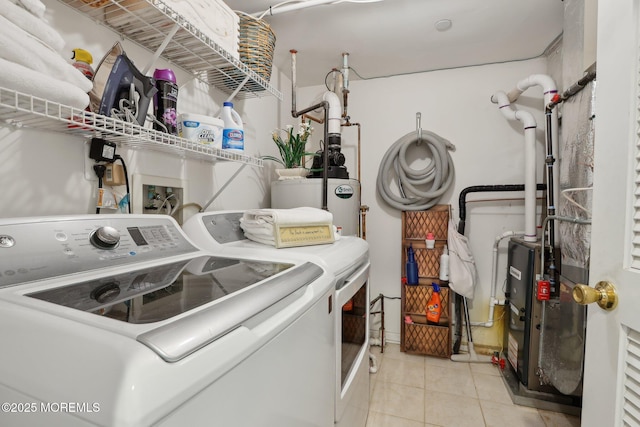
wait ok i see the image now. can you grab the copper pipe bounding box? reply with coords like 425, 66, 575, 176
360, 205, 369, 240
290, 49, 297, 114
302, 113, 324, 124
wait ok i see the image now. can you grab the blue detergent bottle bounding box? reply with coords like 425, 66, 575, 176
406, 244, 419, 285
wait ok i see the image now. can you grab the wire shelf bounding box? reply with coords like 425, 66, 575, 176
58, 0, 282, 100
0, 87, 263, 166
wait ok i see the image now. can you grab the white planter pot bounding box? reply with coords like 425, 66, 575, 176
276, 168, 309, 180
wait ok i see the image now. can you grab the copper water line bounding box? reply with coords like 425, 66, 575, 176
360, 205, 369, 240
302, 113, 323, 124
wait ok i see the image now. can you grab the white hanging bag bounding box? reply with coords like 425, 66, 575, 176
447, 216, 477, 299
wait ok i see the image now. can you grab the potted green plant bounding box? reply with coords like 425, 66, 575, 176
263, 121, 315, 179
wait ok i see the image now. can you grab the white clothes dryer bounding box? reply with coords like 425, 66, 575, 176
183, 211, 371, 427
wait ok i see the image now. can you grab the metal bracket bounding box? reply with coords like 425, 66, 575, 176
142, 23, 180, 75
200, 163, 249, 212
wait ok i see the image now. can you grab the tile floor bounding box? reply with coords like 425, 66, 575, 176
366, 343, 581, 427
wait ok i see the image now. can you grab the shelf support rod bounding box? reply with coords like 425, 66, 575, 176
142, 23, 181, 75
226, 75, 251, 103
200, 163, 249, 212
215, 75, 252, 116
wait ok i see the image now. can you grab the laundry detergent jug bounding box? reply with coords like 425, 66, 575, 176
221, 101, 244, 152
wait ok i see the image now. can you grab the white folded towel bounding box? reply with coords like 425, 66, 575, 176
241, 207, 334, 227
8, 0, 46, 18
243, 231, 277, 247
0, 0, 64, 52
239, 207, 334, 247
0, 15, 92, 93
241, 223, 275, 238
0, 58, 90, 110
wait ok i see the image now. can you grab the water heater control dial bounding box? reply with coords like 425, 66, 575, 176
90, 226, 120, 249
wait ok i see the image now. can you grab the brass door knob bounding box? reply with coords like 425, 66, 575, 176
573, 281, 618, 311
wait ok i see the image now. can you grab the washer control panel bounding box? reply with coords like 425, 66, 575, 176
0, 215, 198, 288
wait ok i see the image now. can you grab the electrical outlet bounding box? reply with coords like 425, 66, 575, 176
105, 163, 126, 186
132, 175, 186, 224
84, 139, 118, 181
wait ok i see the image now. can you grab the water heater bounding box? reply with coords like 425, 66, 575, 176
271, 179, 360, 236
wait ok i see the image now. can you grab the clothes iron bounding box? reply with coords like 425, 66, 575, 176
90, 42, 123, 114
97, 53, 156, 126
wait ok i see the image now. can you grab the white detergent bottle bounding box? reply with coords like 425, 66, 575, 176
221, 101, 244, 153
439, 244, 450, 281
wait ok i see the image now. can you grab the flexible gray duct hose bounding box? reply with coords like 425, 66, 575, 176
376, 130, 455, 211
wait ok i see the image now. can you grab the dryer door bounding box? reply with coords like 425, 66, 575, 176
336, 261, 370, 427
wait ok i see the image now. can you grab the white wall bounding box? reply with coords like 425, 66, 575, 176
3, 1, 551, 351
0, 0, 294, 221
299, 58, 550, 348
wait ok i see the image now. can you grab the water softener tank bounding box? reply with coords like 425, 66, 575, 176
271, 179, 360, 236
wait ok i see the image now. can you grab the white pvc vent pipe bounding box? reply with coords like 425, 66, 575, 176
472, 230, 524, 328
323, 91, 342, 135
254, 0, 383, 18
490, 91, 538, 242
492, 74, 560, 244
507, 74, 560, 219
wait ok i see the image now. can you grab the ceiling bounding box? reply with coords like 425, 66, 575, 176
223, 0, 564, 88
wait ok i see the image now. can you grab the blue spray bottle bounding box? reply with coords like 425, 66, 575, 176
406, 244, 419, 285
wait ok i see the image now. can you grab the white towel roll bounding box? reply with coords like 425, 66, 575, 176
0, 58, 90, 110
8, 0, 46, 18
0, 0, 65, 52
242, 207, 333, 226
0, 16, 92, 93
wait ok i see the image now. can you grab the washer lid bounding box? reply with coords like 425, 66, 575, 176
27, 255, 294, 323
137, 261, 323, 362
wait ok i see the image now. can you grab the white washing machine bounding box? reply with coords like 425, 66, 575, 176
183, 211, 371, 427
0, 214, 335, 427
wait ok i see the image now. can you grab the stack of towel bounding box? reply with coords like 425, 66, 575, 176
0, 0, 92, 110
240, 207, 335, 247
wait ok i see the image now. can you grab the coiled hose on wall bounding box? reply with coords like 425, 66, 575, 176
376, 130, 456, 211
